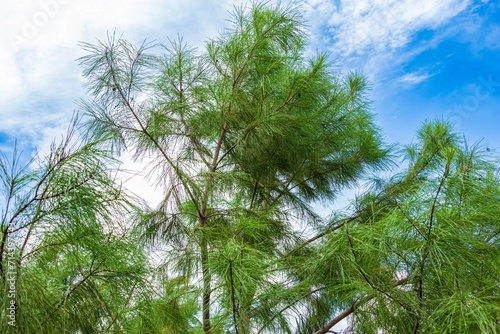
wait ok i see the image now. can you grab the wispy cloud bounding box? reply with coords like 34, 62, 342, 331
0, 0, 244, 202
301, 0, 471, 56
399, 72, 432, 85
0, 0, 236, 146
0, 0, 489, 153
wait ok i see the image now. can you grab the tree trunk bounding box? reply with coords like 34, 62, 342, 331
200, 226, 211, 334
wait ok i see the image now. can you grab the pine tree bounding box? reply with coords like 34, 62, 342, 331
0, 118, 146, 333
307, 121, 500, 333
78, 3, 387, 333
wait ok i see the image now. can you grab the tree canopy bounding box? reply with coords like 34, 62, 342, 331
1, 2, 499, 334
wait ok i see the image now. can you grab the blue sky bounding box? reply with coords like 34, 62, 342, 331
368, 1, 500, 147
0, 0, 499, 187
302, 0, 500, 148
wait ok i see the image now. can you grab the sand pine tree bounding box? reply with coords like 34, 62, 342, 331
0, 119, 146, 333
303, 121, 500, 334
78, 2, 387, 332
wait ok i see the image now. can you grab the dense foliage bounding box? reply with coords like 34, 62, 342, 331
0, 119, 146, 333
1, 3, 498, 334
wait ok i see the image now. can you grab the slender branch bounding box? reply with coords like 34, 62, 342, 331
6, 155, 65, 232
345, 223, 410, 312
21, 234, 87, 260
198, 119, 229, 334
0, 226, 9, 281
126, 45, 139, 101
283, 215, 359, 259
0, 176, 14, 279
106, 50, 201, 215
37, 257, 104, 331
10, 171, 97, 236
249, 177, 260, 210
315, 277, 408, 334
201, 236, 212, 334
101, 282, 138, 334
256, 286, 327, 334
314, 298, 364, 334
1, 178, 15, 229
0, 150, 68, 276
414, 159, 451, 333
396, 201, 427, 239
285, 160, 439, 260
229, 259, 239, 334
18, 204, 40, 261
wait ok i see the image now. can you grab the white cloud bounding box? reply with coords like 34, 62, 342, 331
0, 0, 478, 140
117, 150, 165, 208
399, 72, 432, 85
0, 0, 478, 194
324, 0, 471, 56
0, 0, 239, 145
280, 0, 475, 106
0, 0, 250, 213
